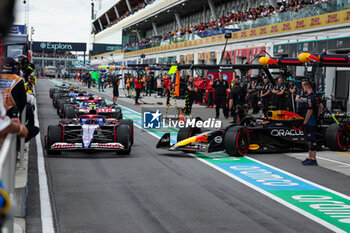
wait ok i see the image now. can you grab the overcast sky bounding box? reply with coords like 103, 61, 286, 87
14, 0, 92, 43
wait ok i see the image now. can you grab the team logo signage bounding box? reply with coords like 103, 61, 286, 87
32, 41, 86, 52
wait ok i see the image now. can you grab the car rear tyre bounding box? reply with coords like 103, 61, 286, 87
64, 105, 75, 119
224, 126, 249, 156
119, 119, 134, 145
57, 99, 66, 117
116, 125, 131, 155
46, 125, 63, 155
52, 93, 61, 108
325, 123, 350, 151
49, 88, 56, 98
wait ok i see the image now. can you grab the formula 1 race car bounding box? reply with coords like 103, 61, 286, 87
46, 115, 134, 155
56, 96, 104, 118
62, 98, 123, 120
156, 110, 350, 156
51, 87, 88, 108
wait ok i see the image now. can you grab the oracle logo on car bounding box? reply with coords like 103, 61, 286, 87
271, 129, 304, 137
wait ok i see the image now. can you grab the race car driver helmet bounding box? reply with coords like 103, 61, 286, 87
92, 117, 105, 125
80, 117, 90, 124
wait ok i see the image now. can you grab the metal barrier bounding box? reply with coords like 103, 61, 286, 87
19, 108, 26, 169
0, 133, 17, 233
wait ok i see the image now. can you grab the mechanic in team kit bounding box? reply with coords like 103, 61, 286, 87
205, 75, 214, 108
286, 77, 298, 112
212, 73, 229, 119
134, 75, 142, 105
163, 73, 172, 106
301, 79, 319, 166
260, 76, 273, 116
272, 77, 286, 110
184, 76, 197, 116
229, 79, 246, 123
247, 77, 260, 114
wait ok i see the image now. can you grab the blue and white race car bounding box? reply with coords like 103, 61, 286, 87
45, 115, 134, 155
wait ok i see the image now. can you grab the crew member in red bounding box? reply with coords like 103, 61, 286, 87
206, 75, 214, 108
197, 75, 205, 104
163, 73, 172, 106
134, 75, 142, 105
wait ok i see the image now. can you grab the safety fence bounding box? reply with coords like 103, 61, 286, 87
0, 133, 16, 233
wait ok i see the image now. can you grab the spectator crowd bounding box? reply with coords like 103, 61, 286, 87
32, 52, 77, 59
123, 0, 329, 50
92, 0, 155, 34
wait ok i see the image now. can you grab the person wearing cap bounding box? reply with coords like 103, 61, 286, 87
260, 76, 273, 116
286, 77, 298, 112
0, 57, 27, 118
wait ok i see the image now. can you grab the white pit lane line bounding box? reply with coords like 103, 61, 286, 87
34, 88, 55, 233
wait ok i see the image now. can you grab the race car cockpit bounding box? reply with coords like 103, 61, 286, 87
80, 100, 102, 108
79, 115, 106, 125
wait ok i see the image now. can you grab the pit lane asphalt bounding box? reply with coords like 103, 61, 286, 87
27, 78, 350, 233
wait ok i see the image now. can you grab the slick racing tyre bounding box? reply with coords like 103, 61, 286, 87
177, 126, 202, 142
57, 99, 66, 117
112, 107, 123, 120
325, 123, 350, 151
52, 93, 61, 108
46, 125, 63, 155
224, 126, 249, 156
49, 88, 56, 98
64, 105, 75, 119
119, 119, 134, 145
116, 125, 131, 155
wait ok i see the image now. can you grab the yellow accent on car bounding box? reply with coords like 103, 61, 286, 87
175, 136, 198, 147
249, 144, 260, 150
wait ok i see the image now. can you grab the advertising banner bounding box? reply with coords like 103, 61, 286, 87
32, 41, 86, 52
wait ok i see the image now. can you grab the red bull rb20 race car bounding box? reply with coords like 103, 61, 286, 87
157, 111, 350, 156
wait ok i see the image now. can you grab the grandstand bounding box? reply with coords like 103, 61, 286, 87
91, 0, 350, 67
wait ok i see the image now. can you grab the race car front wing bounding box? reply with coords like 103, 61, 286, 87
50, 142, 124, 151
